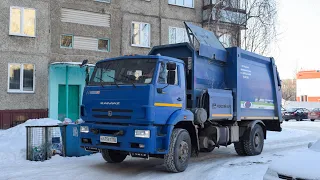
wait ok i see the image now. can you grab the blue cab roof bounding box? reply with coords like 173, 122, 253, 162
96, 54, 185, 64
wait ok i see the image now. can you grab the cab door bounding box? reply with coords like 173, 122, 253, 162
153, 61, 186, 125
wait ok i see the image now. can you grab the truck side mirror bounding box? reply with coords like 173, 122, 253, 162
167, 71, 176, 85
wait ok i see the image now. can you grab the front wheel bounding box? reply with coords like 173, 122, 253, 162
243, 124, 264, 156
101, 149, 127, 163
164, 128, 191, 173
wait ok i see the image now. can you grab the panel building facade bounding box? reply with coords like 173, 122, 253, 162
0, 0, 242, 128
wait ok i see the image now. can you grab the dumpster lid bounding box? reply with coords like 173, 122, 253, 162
184, 22, 227, 62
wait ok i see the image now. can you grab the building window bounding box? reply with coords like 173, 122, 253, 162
98, 38, 110, 52
60, 35, 73, 48
168, 0, 194, 8
131, 22, 151, 48
169, 27, 189, 44
8, 64, 35, 93
94, 0, 111, 3
9, 7, 36, 37
60, 35, 110, 52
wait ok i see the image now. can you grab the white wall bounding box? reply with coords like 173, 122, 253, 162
296, 78, 320, 97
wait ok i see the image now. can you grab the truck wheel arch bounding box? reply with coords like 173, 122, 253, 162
239, 120, 267, 140
174, 121, 199, 155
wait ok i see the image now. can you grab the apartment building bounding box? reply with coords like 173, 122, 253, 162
0, 0, 243, 129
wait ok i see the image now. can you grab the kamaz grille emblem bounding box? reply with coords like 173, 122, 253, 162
100, 102, 120, 105
108, 111, 112, 117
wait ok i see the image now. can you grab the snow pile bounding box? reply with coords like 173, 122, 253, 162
310, 139, 320, 152
269, 141, 320, 180
0, 118, 61, 164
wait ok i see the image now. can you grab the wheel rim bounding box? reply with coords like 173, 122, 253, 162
178, 141, 189, 163
254, 133, 261, 148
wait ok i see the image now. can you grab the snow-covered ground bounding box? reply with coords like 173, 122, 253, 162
1, 119, 320, 180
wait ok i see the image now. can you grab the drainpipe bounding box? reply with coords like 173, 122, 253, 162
66, 66, 69, 119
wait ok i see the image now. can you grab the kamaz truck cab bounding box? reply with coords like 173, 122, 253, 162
80, 22, 282, 173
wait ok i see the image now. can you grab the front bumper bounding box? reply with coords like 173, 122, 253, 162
80, 123, 169, 155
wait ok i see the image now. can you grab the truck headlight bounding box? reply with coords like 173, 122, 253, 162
135, 130, 150, 138
80, 126, 89, 133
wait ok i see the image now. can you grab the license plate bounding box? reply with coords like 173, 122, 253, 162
312, 113, 316, 115
100, 136, 117, 143
285, 113, 290, 115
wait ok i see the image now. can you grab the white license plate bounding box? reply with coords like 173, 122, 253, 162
100, 136, 117, 143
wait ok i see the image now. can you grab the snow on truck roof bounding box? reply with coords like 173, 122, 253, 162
51, 62, 95, 67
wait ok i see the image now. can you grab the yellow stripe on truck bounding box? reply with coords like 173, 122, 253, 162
154, 103, 182, 108
212, 114, 233, 117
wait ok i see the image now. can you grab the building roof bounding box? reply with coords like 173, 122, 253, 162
297, 70, 320, 79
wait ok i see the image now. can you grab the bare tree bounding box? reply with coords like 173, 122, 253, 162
242, 0, 277, 55
204, 0, 278, 54
282, 79, 296, 101
281, 63, 299, 101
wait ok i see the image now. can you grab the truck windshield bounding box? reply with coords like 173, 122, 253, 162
89, 58, 157, 86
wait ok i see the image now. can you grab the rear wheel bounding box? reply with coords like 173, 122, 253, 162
243, 124, 264, 156
101, 149, 127, 163
164, 128, 191, 173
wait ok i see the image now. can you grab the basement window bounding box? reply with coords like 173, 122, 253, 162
9, 7, 36, 37
8, 63, 35, 93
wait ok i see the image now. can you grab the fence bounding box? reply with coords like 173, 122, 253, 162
26, 125, 63, 161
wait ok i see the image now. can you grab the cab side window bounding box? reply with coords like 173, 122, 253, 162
158, 62, 178, 85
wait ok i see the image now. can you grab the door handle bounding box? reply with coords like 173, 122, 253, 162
177, 97, 182, 101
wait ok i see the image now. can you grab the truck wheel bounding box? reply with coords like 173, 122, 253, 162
101, 149, 127, 163
243, 124, 264, 156
234, 141, 247, 156
164, 128, 191, 173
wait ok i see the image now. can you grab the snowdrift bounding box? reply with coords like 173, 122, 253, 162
0, 118, 60, 163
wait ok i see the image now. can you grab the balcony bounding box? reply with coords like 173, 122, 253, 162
203, 0, 247, 27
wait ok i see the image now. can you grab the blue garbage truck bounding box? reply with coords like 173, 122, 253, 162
79, 22, 282, 173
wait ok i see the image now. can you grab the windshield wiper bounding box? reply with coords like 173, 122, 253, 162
94, 77, 105, 88
120, 74, 136, 88
105, 74, 121, 88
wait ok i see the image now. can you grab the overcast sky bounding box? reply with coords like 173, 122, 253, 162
271, 0, 320, 79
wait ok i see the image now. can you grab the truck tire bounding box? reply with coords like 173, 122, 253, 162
101, 149, 127, 163
234, 141, 247, 156
243, 124, 264, 156
164, 128, 191, 173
